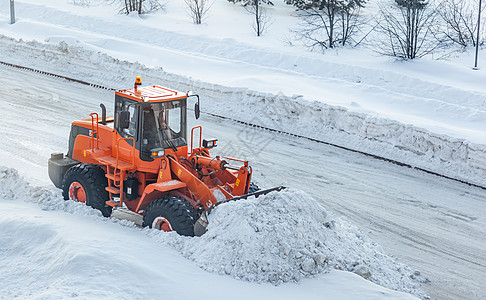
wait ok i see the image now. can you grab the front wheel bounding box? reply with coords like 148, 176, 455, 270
143, 196, 199, 236
62, 164, 112, 217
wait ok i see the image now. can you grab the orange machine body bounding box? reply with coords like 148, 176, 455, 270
66, 84, 252, 215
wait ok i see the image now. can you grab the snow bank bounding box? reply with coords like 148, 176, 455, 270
0, 166, 426, 298
0, 166, 104, 218
151, 189, 427, 298
1, 35, 485, 187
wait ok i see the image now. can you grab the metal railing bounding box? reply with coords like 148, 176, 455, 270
190, 126, 202, 154
89, 113, 99, 151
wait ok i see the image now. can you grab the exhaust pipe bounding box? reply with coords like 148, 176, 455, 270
100, 103, 107, 125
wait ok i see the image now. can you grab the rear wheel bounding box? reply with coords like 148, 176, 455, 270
143, 196, 198, 236
62, 164, 112, 217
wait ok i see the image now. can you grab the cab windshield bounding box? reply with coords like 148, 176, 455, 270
141, 100, 187, 153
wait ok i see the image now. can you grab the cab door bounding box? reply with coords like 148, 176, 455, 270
114, 96, 140, 162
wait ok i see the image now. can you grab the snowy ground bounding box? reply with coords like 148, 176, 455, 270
0, 167, 420, 300
1, 0, 486, 299
1, 64, 485, 299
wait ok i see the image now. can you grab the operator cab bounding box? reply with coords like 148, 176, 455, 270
113, 80, 196, 161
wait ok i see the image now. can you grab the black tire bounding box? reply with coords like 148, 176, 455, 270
62, 164, 112, 217
248, 182, 260, 194
143, 196, 199, 236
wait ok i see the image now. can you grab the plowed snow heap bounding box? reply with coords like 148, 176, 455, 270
158, 189, 426, 298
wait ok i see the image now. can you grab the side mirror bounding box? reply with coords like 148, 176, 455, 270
120, 111, 130, 129
187, 94, 200, 120
195, 101, 200, 120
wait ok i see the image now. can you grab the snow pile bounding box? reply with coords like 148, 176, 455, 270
182, 189, 330, 283
0, 167, 32, 201
1, 35, 486, 187
0, 166, 103, 218
153, 189, 426, 298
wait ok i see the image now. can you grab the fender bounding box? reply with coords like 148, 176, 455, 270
135, 180, 187, 212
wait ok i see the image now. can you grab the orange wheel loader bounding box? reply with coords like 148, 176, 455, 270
48, 78, 283, 236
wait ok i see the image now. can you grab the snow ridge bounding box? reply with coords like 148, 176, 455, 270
0, 35, 485, 187
0, 166, 105, 217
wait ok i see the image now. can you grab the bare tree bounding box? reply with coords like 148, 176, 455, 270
121, 0, 164, 14
288, 0, 366, 50
124, 0, 141, 13
185, 0, 214, 24
376, 0, 441, 59
228, 0, 274, 36
438, 0, 485, 47
340, 0, 364, 46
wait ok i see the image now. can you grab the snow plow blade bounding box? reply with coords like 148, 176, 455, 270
194, 186, 286, 237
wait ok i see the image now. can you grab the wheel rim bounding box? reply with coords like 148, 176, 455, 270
69, 182, 87, 203
152, 217, 173, 232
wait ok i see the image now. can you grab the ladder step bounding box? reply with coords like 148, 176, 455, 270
106, 173, 121, 181
98, 156, 133, 170
106, 200, 121, 207
106, 186, 120, 194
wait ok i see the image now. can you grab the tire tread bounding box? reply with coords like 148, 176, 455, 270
143, 196, 198, 236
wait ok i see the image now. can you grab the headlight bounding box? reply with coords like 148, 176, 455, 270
150, 148, 166, 158
203, 138, 218, 148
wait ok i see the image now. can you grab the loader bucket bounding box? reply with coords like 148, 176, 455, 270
194, 186, 286, 237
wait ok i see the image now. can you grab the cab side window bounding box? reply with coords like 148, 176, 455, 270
122, 105, 137, 139
169, 105, 181, 134
115, 96, 138, 141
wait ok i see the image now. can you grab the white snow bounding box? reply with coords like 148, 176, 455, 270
0, 167, 421, 299
0, 0, 485, 298
156, 189, 426, 298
